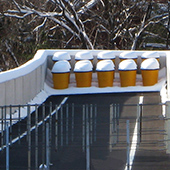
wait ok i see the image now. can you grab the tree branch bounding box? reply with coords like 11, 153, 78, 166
5, 40, 19, 67
33, 18, 47, 32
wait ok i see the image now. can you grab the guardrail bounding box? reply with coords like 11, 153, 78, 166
0, 102, 168, 170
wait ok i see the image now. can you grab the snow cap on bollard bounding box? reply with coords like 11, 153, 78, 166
51, 60, 71, 89
96, 60, 115, 87
118, 59, 137, 71
141, 51, 159, 62
119, 51, 138, 63
96, 59, 115, 71
52, 51, 71, 62
97, 51, 116, 64
118, 59, 137, 87
141, 58, 159, 70
52, 60, 71, 73
74, 60, 93, 87
74, 60, 93, 72
141, 58, 159, 86
75, 51, 93, 62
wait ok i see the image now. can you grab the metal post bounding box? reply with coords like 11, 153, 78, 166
109, 104, 114, 152
117, 104, 120, 119
35, 104, 38, 170
1, 107, 4, 150
94, 104, 97, 142
55, 105, 58, 151
126, 120, 130, 170
6, 122, 9, 170
60, 105, 63, 147
42, 104, 45, 165
82, 105, 85, 152
137, 104, 140, 144
114, 104, 117, 131
9, 105, 12, 146
66, 104, 69, 146
18, 105, 21, 144
46, 123, 50, 170
4, 106, 7, 139
138, 104, 143, 143
26, 105, 29, 142
49, 102, 52, 165
113, 104, 117, 145
71, 103, 74, 142
90, 104, 93, 145
116, 104, 119, 143
165, 101, 170, 153
27, 105, 31, 170
86, 105, 90, 170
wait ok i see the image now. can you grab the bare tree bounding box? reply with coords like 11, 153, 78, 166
86, 0, 169, 50
1, 0, 99, 49
0, 0, 101, 70
0, 0, 169, 70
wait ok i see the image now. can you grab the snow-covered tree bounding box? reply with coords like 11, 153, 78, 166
0, 0, 169, 70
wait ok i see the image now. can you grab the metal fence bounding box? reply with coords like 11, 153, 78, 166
0, 102, 166, 170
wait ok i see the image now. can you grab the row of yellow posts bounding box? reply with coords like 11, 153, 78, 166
52, 50, 160, 64
51, 51, 160, 89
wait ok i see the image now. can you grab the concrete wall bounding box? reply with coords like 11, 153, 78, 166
166, 51, 170, 99
165, 52, 170, 153
165, 101, 170, 153
0, 50, 47, 106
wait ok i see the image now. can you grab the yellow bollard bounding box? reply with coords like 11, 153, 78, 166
74, 60, 93, 88
75, 72, 92, 87
119, 70, 137, 87
52, 72, 70, 89
141, 58, 159, 86
96, 60, 115, 87
118, 59, 137, 87
51, 60, 71, 89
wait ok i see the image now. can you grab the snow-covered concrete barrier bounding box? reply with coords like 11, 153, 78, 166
0, 49, 168, 107
0, 50, 47, 106
1, 49, 170, 153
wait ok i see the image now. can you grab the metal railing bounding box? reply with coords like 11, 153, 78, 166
0, 102, 167, 170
